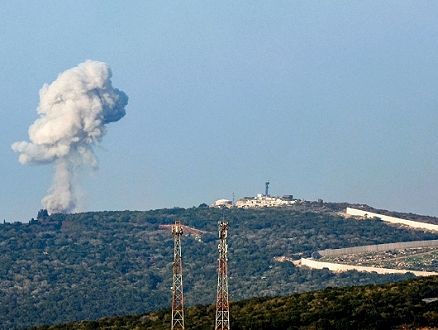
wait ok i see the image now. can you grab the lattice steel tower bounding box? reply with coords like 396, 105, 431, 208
171, 220, 185, 330
215, 220, 230, 330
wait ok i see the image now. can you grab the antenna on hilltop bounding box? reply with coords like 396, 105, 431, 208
265, 181, 270, 197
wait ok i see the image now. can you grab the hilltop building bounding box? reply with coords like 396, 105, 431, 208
211, 194, 297, 208
211, 182, 297, 208
212, 199, 233, 208
235, 194, 296, 208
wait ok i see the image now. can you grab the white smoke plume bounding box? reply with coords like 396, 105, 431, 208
12, 60, 128, 214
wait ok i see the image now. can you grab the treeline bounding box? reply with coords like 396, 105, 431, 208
1, 207, 438, 329
27, 275, 438, 330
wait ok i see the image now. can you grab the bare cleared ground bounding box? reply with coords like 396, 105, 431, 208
319, 246, 438, 272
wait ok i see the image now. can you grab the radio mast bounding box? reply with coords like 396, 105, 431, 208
215, 220, 230, 330
171, 220, 185, 330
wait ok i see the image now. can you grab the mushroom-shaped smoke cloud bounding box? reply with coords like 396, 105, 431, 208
12, 60, 128, 214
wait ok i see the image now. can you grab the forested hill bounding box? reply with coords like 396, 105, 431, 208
2, 206, 438, 329
27, 275, 438, 330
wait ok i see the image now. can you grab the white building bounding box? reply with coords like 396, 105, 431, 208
211, 199, 233, 208
235, 194, 296, 208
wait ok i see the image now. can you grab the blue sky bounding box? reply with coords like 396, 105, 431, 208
2, 1, 438, 221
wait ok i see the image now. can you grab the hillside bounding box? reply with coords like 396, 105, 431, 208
2, 205, 438, 329
27, 275, 438, 330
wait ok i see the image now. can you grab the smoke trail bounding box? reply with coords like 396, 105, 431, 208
12, 60, 128, 214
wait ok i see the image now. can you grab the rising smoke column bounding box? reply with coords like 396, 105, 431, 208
12, 60, 128, 214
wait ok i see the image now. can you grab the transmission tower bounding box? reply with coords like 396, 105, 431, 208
171, 220, 185, 330
215, 220, 230, 330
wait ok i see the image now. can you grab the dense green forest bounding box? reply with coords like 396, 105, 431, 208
2, 205, 438, 329
27, 275, 438, 330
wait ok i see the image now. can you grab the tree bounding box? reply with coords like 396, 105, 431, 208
37, 209, 49, 221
